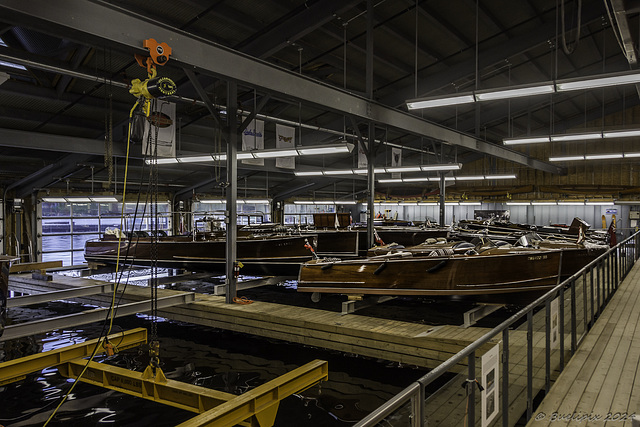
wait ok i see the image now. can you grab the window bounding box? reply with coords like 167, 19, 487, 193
40, 200, 171, 266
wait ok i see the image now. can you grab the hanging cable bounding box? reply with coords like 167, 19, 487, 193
561, 0, 582, 54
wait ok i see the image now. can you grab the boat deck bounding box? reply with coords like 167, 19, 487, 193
8, 273, 499, 372
525, 261, 640, 426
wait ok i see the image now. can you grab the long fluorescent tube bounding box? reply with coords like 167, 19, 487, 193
460, 202, 482, 206
624, 152, 640, 158
454, 175, 485, 181
199, 199, 270, 204
475, 84, 555, 101
399, 202, 417, 206
252, 149, 299, 158
556, 71, 640, 91
178, 155, 215, 163
323, 170, 354, 175
585, 153, 623, 160
378, 179, 404, 183
386, 166, 422, 173
603, 129, 640, 138
294, 171, 324, 176
41, 197, 68, 203
550, 132, 602, 142
146, 158, 179, 164
586, 201, 614, 206
445, 201, 459, 205
485, 174, 517, 179
421, 163, 462, 171
296, 142, 354, 155
503, 136, 550, 145
406, 95, 475, 110
532, 201, 557, 206
403, 177, 432, 182
558, 201, 585, 206
90, 197, 119, 202
549, 155, 585, 161
408, 70, 640, 111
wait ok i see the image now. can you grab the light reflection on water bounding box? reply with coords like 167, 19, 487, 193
0, 281, 424, 426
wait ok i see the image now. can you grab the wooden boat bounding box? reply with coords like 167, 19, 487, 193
298, 239, 564, 303
84, 232, 317, 276
0, 255, 18, 337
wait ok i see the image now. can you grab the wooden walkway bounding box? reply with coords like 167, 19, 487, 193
526, 262, 640, 427
7, 273, 498, 371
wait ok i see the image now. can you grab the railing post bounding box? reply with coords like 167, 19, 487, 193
582, 274, 588, 332
559, 285, 565, 370
597, 260, 602, 316
545, 299, 551, 394
527, 310, 533, 421
502, 329, 509, 427
467, 350, 476, 427
412, 383, 424, 427
590, 265, 595, 326
570, 279, 576, 354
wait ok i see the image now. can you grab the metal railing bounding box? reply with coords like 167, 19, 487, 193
355, 231, 640, 427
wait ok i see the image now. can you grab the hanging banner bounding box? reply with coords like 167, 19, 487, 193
275, 124, 296, 169
144, 101, 176, 158
241, 119, 264, 166
358, 141, 367, 168
391, 147, 402, 178
550, 296, 559, 350
481, 343, 500, 427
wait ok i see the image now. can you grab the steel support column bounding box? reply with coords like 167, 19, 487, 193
439, 173, 445, 226
367, 123, 375, 249
225, 81, 238, 304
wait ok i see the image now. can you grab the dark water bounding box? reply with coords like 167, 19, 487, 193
0, 278, 439, 426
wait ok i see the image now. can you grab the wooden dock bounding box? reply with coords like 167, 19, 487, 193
525, 262, 640, 426
7, 273, 498, 371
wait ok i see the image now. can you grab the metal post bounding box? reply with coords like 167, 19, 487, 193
467, 350, 476, 427
366, 122, 375, 249
597, 261, 601, 316
590, 266, 595, 325
502, 329, 509, 427
570, 279, 576, 354
545, 299, 551, 394
412, 383, 425, 427
583, 274, 588, 332
527, 311, 533, 421
439, 173, 445, 226
559, 285, 565, 370
225, 81, 238, 304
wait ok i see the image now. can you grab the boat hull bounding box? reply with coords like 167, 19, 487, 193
298, 249, 563, 301
85, 235, 315, 276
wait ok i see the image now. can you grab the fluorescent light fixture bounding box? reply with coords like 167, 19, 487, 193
418, 201, 437, 205
403, 177, 432, 182
421, 163, 462, 171
385, 166, 422, 173
378, 179, 404, 183
146, 157, 180, 164
585, 153, 623, 160
503, 136, 550, 145
549, 155, 585, 161
313, 201, 334, 205
532, 201, 557, 206
294, 171, 324, 176
199, 199, 269, 204
603, 129, 640, 138
323, 170, 354, 175
406, 95, 475, 110
485, 174, 517, 179
399, 202, 418, 206
178, 155, 215, 163
353, 169, 368, 174
212, 154, 227, 161
455, 175, 484, 181
460, 202, 482, 206
237, 152, 255, 160
244, 199, 270, 204
556, 71, 640, 91
550, 132, 602, 142
586, 201, 614, 206
252, 149, 299, 158
41, 197, 68, 203
615, 200, 640, 205
199, 199, 225, 203
335, 201, 358, 205
475, 84, 554, 101
296, 142, 354, 155
293, 201, 315, 204
66, 197, 92, 203
90, 197, 119, 202
624, 152, 640, 158
506, 202, 531, 206
558, 201, 585, 206
445, 201, 459, 205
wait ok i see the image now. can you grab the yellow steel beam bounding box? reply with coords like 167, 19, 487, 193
0, 328, 147, 386
57, 359, 236, 414
176, 359, 329, 427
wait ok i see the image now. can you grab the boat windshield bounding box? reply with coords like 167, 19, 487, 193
516, 232, 543, 247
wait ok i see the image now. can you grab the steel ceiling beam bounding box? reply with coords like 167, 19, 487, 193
0, 0, 564, 174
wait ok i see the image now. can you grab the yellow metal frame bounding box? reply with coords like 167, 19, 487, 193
0, 327, 147, 386
177, 359, 329, 427
58, 358, 328, 427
